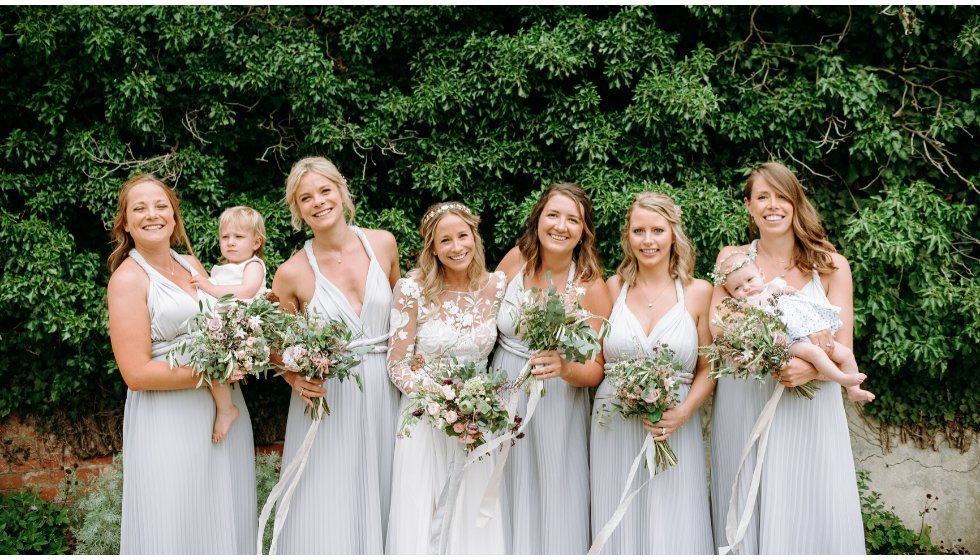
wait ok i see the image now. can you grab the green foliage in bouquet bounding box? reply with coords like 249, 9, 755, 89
401, 358, 515, 453
0, 490, 71, 554
278, 307, 366, 418
512, 277, 607, 387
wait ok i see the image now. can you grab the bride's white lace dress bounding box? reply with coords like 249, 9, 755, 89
385, 271, 508, 554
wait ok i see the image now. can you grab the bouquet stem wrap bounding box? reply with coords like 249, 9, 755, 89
256, 331, 390, 555
719, 383, 785, 555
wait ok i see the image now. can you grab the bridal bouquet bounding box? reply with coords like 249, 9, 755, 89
704, 297, 817, 399
596, 345, 682, 473
277, 308, 366, 419
168, 292, 288, 387
512, 278, 607, 388
400, 358, 517, 454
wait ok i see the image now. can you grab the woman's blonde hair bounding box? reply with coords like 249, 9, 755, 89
413, 202, 487, 304
284, 156, 356, 231
517, 182, 602, 284
616, 192, 695, 286
107, 174, 194, 273
218, 205, 267, 261
743, 162, 837, 275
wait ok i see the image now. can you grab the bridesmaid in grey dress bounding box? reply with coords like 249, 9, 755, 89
492, 183, 613, 554
270, 157, 401, 554
107, 174, 256, 554
590, 192, 714, 554
710, 162, 864, 554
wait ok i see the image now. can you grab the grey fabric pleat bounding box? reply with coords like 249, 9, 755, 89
755, 272, 864, 554
490, 264, 590, 554
121, 249, 256, 554
590, 279, 713, 554
274, 227, 399, 554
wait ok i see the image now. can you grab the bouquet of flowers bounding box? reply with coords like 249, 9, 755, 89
596, 344, 682, 473
400, 357, 517, 454
703, 297, 817, 399
168, 292, 288, 387
277, 308, 366, 419
512, 278, 607, 388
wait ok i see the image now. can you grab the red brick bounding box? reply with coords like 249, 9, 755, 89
0, 472, 24, 490
37, 487, 59, 501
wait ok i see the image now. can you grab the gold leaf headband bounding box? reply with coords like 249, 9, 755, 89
421, 202, 471, 226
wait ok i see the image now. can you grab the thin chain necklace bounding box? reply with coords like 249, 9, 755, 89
635, 278, 673, 310
757, 244, 794, 278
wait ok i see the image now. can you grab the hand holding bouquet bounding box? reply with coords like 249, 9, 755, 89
703, 297, 817, 399
400, 358, 517, 454
512, 278, 607, 388
596, 345, 682, 473
278, 308, 366, 419
168, 292, 288, 387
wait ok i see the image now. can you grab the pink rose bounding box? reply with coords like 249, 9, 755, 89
443, 410, 459, 424
208, 317, 222, 332
453, 422, 465, 434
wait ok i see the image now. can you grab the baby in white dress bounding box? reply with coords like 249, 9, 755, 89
719, 253, 875, 402
191, 206, 268, 442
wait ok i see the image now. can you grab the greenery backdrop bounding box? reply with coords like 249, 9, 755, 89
1, 6, 977, 453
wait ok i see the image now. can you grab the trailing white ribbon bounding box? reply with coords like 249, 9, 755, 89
719, 383, 785, 555
427, 449, 465, 554
256, 330, 391, 555
588, 433, 657, 555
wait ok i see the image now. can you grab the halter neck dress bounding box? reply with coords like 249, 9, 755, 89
275, 226, 399, 554
491, 262, 591, 554
590, 279, 713, 554
120, 249, 256, 554
709, 240, 864, 554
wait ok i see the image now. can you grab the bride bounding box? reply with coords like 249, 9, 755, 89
385, 202, 508, 554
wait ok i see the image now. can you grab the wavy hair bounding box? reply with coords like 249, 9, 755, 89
517, 182, 602, 284
616, 192, 695, 286
107, 174, 194, 273
413, 202, 487, 304
284, 156, 356, 231
743, 162, 837, 275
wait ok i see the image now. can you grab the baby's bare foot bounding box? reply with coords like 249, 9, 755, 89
838, 371, 866, 388
846, 386, 875, 403
212, 404, 240, 444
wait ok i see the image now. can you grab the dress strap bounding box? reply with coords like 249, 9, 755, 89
128, 248, 197, 278
748, 239, 759, 261
349, 225, 380, 267
172, 251, 198, 277
674, 278, 684, 305
566, 260, 577, 290
302, 240, 319, 277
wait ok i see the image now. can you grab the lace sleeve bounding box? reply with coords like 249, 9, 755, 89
387, 277, 422, 395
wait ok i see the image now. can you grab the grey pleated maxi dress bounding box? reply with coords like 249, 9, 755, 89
121, 249, 256, 554
710, 240, 864, 554
490, 263, 591, 554
590, 279, 713, 554
275, 228, 400, 554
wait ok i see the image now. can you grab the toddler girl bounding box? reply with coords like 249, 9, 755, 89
191, 206, 268, 442
716, 252, 875, 402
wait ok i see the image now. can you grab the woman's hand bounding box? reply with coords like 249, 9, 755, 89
776, 357, 821, 387
285, 371, 327, 407
529, 349, 567, 380
642, 404, 692, 442
807, 329, 835, 356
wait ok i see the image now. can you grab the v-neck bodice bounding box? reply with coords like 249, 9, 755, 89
303, 226, 392, 341
128, 248, 200, 362
603, 278, 698, 377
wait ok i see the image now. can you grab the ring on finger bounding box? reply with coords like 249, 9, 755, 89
660, 427, 666, 437
300, 388, 305, 397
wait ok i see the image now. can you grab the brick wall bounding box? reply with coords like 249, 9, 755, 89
1, 415, 283, 501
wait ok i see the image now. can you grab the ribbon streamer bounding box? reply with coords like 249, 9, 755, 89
719, 383, 785, 555
588, 434, 657, 555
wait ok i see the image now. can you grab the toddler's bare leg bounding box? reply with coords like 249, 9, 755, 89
210, 383, 239, 444
790, 342, 866, 387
